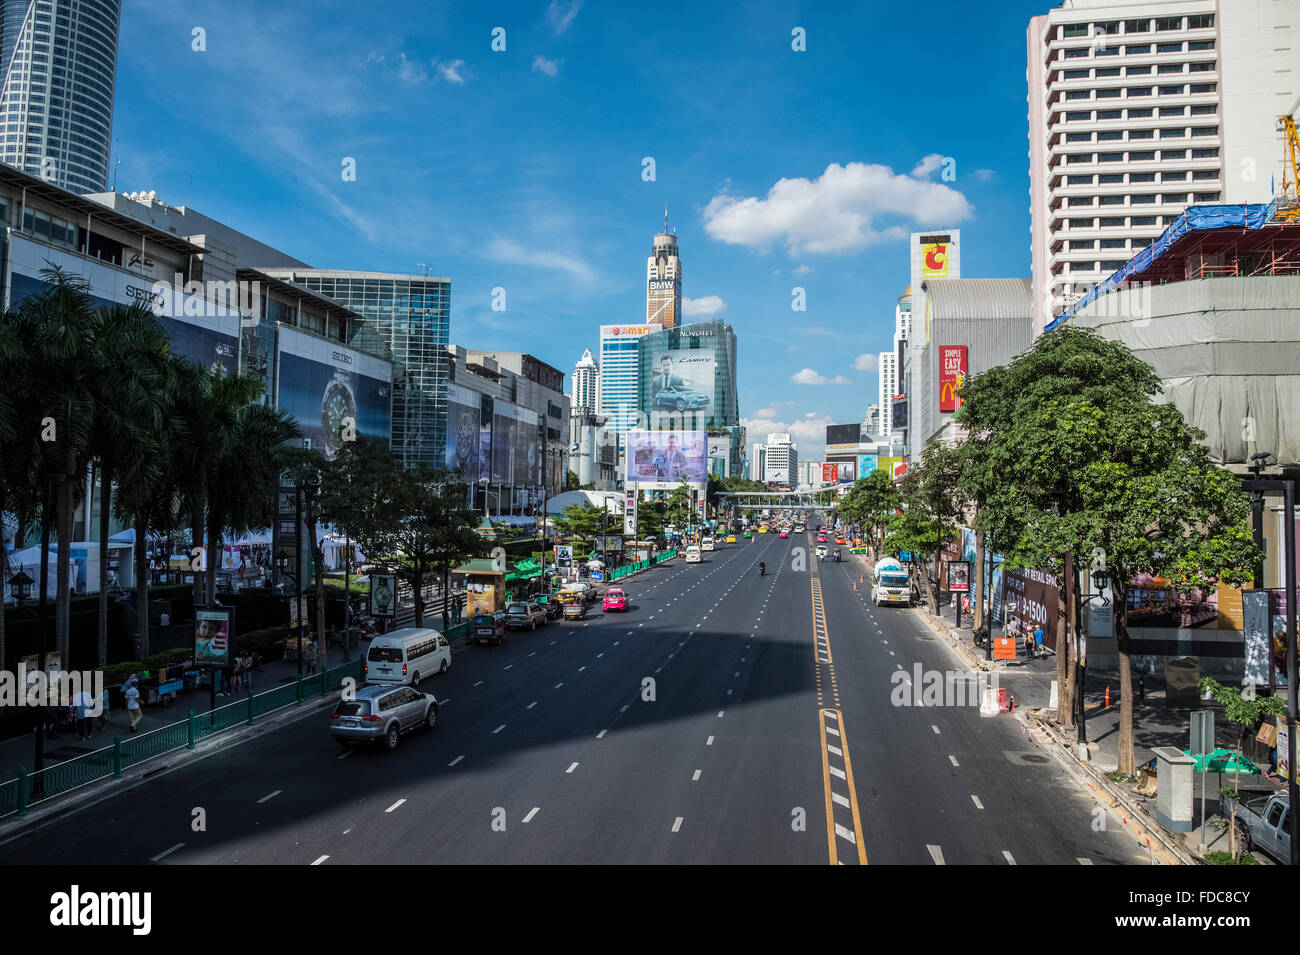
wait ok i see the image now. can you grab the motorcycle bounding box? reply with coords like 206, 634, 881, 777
973, 624, 991, 649
759, 562, 766, 577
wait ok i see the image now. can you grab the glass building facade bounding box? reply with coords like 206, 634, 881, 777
0, 0, 121, 194
260, 269, 451, 470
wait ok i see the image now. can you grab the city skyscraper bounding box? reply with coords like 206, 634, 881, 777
598, 322, 655, 439
646, 221, 682, 328
0, 0, 121, 194
878, 350, 898, 438
571, 348, 599, 415
1027, 0, 1297, 334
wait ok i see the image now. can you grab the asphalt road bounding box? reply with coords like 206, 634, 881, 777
0, 531, 1148, 865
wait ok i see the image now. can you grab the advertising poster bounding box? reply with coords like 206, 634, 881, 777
194, 608, 234, 669
466, 581, 496, 617
446, 382, 481, 478
554, 546, 574, 570
625, 430, 708, 490
493, 408, 512, 483
478, 394, 494, 483
649, 350, 715, 413
821, 463, 838, 484
276, 328, 391, 461
922, 240, 950, 278
891, 398, 909, 430
1279, 717, 1292, 783
1002, 568, 1060, 650
1125, 574, 1220, 629
878, 456, 902, 478
1242, 590, 1272, 687
946, 561, 970, 593
939, 345, 967, 413
370, 574, 397, 617
837, 461, 856, 483
858, 454, 878, 477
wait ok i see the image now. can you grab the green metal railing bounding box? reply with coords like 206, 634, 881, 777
0, 658, 364, 820
607, 550, 677, 583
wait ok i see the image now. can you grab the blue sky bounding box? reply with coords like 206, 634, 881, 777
113, 0, 1049, 462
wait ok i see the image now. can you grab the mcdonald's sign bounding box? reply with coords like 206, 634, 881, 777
939, 345, 967, 412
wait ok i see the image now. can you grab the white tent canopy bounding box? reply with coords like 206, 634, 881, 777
544, 490, 623, 516
3, 547, 76, 602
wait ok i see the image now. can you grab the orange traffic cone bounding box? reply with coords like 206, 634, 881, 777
1104, 685, 1111, 709
1009, 694, 1016, 712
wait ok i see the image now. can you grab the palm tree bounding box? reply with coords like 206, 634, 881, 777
86, 303, 171, 666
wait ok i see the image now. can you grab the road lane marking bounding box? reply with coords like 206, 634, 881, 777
492, 724, 506, 734
151, 843, 184, 862
566, 762, 579, 774
336, 750, 353, 760
829, 765, 846, 780
1077, 857, 1093, 865
473, 680, 484, 687
932, 725, 941, 734
448, 755, 464, 766
672, 817, 683, 832
831, 792, 850, 808
717, 710, 725, 718
706, 735, 714, 745
825, 726, 840, 736
523, 807, 540, 823
503, 664, 513, 670
578, 666, 586, 672
927, 845, 946, 865
385, 799, 406, 813
620, 703, 630, 712
596, 729, 607, 738
554, 682, 564, 688
948, 755, 960, 767
827, 744, 843, 756
692, 769, 702, 781
527, 701, 538, 709
257, 790, 281, 804
835, 823, 857, 844
971, 795, 984, 809
311, 855, 329, 865
1003, 850, 1017, 865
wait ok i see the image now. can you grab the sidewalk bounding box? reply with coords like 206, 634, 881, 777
0, 649, 356, 781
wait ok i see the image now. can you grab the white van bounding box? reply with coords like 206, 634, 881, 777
701, 537, 715, 551
685, 545, 702, 563
365, 628, 452, 685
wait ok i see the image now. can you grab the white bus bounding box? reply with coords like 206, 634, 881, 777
365, 628, 452, 685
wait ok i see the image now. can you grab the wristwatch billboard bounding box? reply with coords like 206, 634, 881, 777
321, 367, 357, 458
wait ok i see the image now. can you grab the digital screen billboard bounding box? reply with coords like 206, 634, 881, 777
825, 423, 861, 447
446, 382, 481, 478
891, 398, 909, 430
625, 430, 707, 489
276, 328, 391, 461
821, 463, 838, 484
858, 453, 878, 476
649, 350, 714, 414
837, 460, 856, 483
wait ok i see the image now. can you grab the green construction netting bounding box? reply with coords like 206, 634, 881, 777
1186, 748, 1260, 775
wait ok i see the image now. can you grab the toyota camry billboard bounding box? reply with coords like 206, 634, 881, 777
625, 430, 707, 490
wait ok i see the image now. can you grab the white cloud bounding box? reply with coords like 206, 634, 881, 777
792, 368, 850, 386
853, 353, 879, 372
794, 264, 813, 275
910, 153, 945, 178
485, 237, 599, 286
546, 0, 582, 34
433, 58, 467, 84
973, 168, 996, 181
532, 55, 561, 76
682, 295, 726, 317
396, 52, 427, 85
741, 410, 836, 461
702, 161, 973, 256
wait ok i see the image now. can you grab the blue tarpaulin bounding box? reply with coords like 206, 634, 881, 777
1046, 201, 1280, 332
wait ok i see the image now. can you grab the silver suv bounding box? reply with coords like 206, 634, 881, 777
330, 684, 438, 751
504, 601, 547, 631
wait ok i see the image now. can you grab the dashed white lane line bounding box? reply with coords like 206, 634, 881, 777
927, 845, 946, 865
1002, 850, 1017, 865
672, 816, 684, 833
529, 651, 536, 657
311, 855, 330, 866
948, 755, 960, 767
503, 664, 513, 670
566, 762, 579, 774
492, 724, 506, 734
1077, 857, 1094, 865
554, 682, 564, 688
257, 790, 281, 804
550, 640, 557, 645
620, 703, 630, 712
385, 799, 406, 813
596, 729, 608, 739
835, 823, 857, 845
971, 795, 984, 810
692, 769, 702, 781
151, 843, 185, 862
597, 652, 605, 658
336, 749, 353, 760
706, 735, 714, 745
931, 725, 941, 734
448, 755, 464, 767
473, 680, 484, 687
526, 701, 538, 709
733, 671, 740, 677
578, 666, 586, 672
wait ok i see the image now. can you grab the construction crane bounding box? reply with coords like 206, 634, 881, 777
1280, 92, 1300, 222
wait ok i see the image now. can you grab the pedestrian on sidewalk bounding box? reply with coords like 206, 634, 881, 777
231, 656, 243, 695
73, 689, 93, 740
1033, 626, 1045, 658
318, 641, 328, 672
125, 678, 142, 733
305, 640, 318, 675
98, 688, 110, 731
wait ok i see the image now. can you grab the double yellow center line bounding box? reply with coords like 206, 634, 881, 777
810, 557, 867, 865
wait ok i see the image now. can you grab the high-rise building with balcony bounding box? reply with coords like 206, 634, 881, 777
0, 0, 121, 194
1027, 0, 1299, 334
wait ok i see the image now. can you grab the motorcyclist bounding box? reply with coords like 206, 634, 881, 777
759, 561, 766, 576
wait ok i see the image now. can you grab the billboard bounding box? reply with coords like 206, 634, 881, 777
939, 345, 967, 413
194, 607, 234, 669
858, 453, 878, 476
1002, 568, 1060, 649
624, 485, 638, 536
649, 349, 714, 414
922, 240, 951, 278
825, 423, 862, 447
821, 463, 838, 484
625, 430, 708, 490
276, 327, 391, 461
446, 382, 481, 479
891, 397, 909, 430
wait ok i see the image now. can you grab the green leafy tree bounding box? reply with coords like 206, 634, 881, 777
957, 326, 1259, 769
840, 470, 901, 558
552, 502, 604, 551
663, 480, 692, 529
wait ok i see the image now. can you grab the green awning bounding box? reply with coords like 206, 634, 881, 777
1186, 748, 1260, 775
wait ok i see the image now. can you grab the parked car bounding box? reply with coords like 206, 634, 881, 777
505, 601, 548, 631
330, 684, 438, 751
602, 588, 628, 612
473, 611, 506, 646
1221, 791, 1291, 863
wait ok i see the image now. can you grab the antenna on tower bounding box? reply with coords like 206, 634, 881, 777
664, 204, 668, 233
